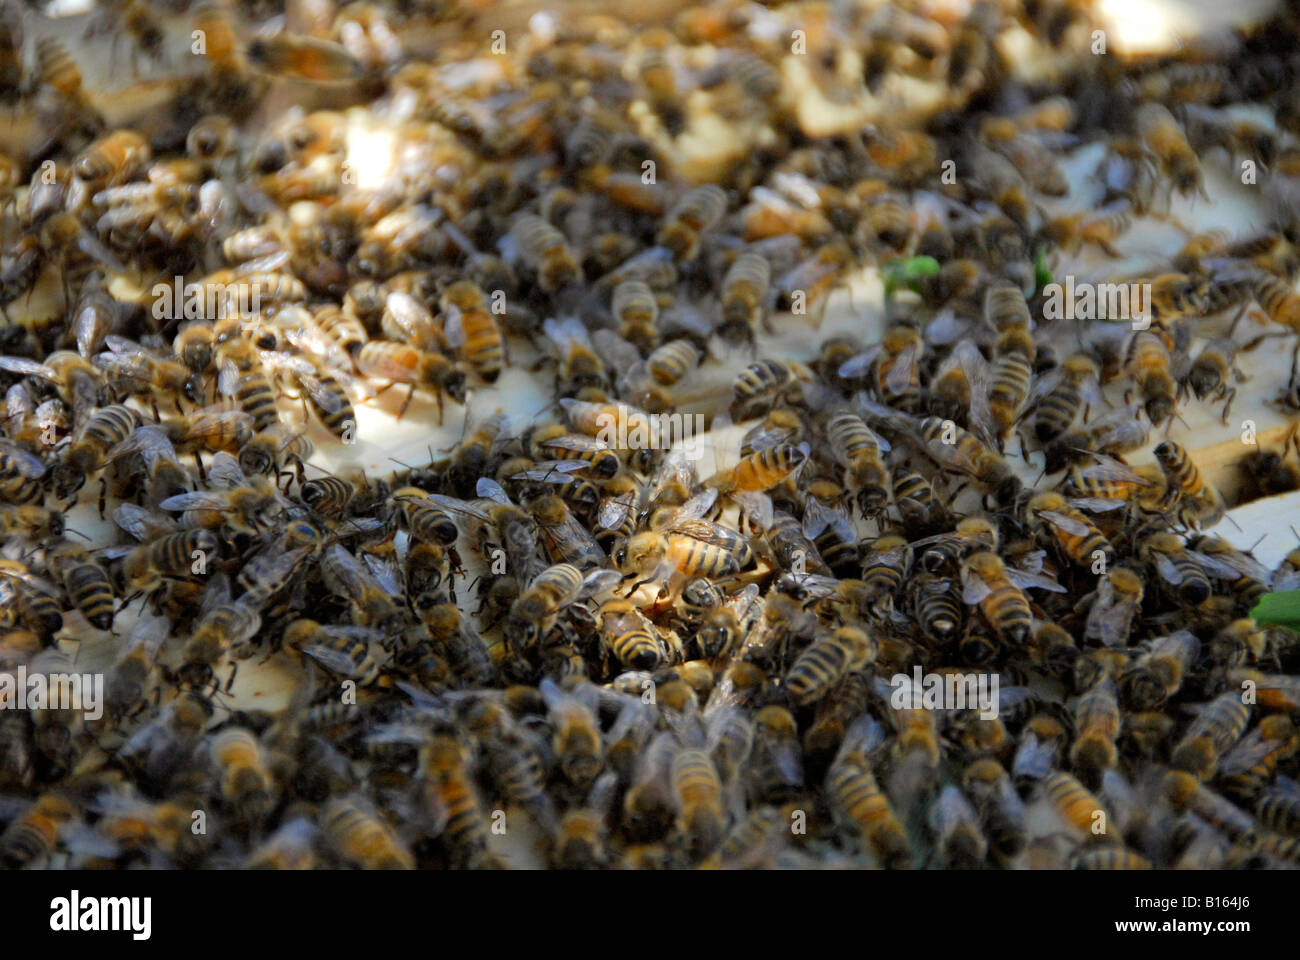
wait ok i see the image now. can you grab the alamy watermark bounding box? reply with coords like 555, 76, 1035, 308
595, 411, 709, 458
889, 666, 1000, 720
50, 891, 151, 940
1042, 276, 1152, 329
0, 667, 103, 721
151, 276, 263, 322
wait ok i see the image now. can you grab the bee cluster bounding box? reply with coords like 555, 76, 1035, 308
2, 0, 1300, 870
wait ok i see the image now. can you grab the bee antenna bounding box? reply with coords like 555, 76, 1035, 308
64, 527, 92, 541
1248, 533, 1267, 553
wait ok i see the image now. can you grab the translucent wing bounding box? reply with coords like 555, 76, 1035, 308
1037, 509, 1094, 538
0, 357, 57, 380
838, 345, 882, 380
0, 440, 46, 479
1005, 568, 1068, 593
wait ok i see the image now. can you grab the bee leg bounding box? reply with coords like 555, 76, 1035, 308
225, 664, 238, 694
193, 454, 207, 483
397, 384, 416, 422
97, 478, 109, 520
1219, 387, 1236, 425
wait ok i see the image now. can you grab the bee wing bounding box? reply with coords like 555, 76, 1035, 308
159, 491, 227, 511
319, 624, 386, 644
885, 342, 918, 394
426, 493, 492, 522
1010, 549, 1047, 575
1069, 497, 1128, 513
333, 517, 386, 539
802, 497, 856, 543
1186, 551, 1249, 581
778, 571, 840, 597
731, 490, 773, 531
0, 357, 57, 380
540, 434, 611, 454
1028, 365, 1065, 406
113, 502, 177, 541
592, 329, 642, 372
1080, 453, 1151, 484
107, 423, 166, 463
1273, 569, 1300, 592
837, 345, 882, 380
510, 460, 585, 484
360, 548, 403, 596
664, 488, 718, 527
207, 450, 249, 488
1005, 568, 1068, 594
597, 492, 637, 531
302, 644, 365, 676
0, 440, 46, 478
473, 477, 512, 505
441, 304, 465, 348
297, 369, 347, 415
218, 357, 241, 398
579, 568, 624, 599
543, 314, 592, 351
1036, 509, 1094, 538
1153, 552, 1185, 586
741, 421, 797, 454
384, 292, 440, 351
961, 571, 992, 605
1269, 775, 1300, 799
1217, 729, 1286, 777
1207, 550, 1270, 584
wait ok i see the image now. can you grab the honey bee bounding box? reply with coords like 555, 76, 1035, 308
718, 252, 772, 348
1083, 567, 1145, 647
959, 552, 1036, 646
659, 185, 727, 262
247, 33, 362, 83
1031, 353, 1101, 444
319, 542, 401, 629
509, 214, 582, 294
865, 399, 1020, 503
1027, 491, 1114, 570
617, 497, 753, 595
121, 528, 221, 598
1163, 771, 1257, 847
388, 486, 459, 546
355, 340, 465, 423
840, 325, 923, 412
1137, 102, 1207, 200
1153, 440, 1226, 530
1, 791, 80, 868
322, 796, 414, 869
826, 718, 910, 868
104, 615, 169, 716
1141, 532, 1213, 606
528, 422, 620, 481
711, 443, 809, 500
529, 493, 606, 569
1255, 774, 1300, 836
730, 359, 813, 418
785, 626, 875, 707
544, 315, 608, 396
1171, 692, 1251, 781
209, 726, 276, 821
823, 409, 891, 515
506, 563, 620, 653
46, 542, 115, 631
1217, 715, 1299, 802
436, 280, 505, 383
1125, 331, 1177, 427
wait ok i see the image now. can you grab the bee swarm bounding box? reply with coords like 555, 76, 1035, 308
1, 0, 1300, 870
